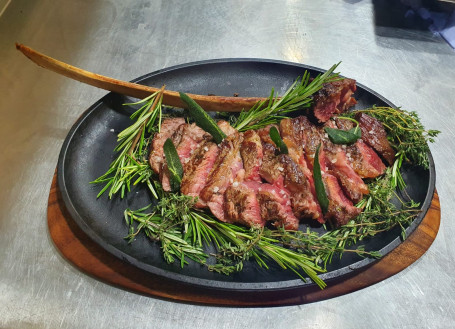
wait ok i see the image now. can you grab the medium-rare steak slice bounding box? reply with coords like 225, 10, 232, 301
334, 118, 386, 178
280, 118, 324, 223
356, 113, 396, 165
312, 78, 357, 123
323, 173, 361, 226
149, 117, 185, 173
259, 143, 322, 221
240, 130, 263, 182
180, 141, 219, 207
322, 121, 369, 203
200, 131, 244, 222
161, 123, 210, 191
224, 182, 264, 227
247, 182, 299, 230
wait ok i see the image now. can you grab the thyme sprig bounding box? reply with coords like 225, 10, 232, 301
91, 87, 165, 198
232, 63, 341, 131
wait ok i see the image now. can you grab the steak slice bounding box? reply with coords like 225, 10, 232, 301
312, 78, 357, 123
180, 141, 219, 207
149, 117, 185, 173
259, 143, 322, 221
161, 123, 210, 191
323, 173, 361, 226
240, 130, 263, 182
334, 117, 386, 178
224, 182, 264, 227
280, 118, 324, 223
322, 121, 369, 203
248, 182, 299, 230
356, 113, 396, 165
200, 132, 244, 222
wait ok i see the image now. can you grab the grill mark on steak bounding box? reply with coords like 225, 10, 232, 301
356, 113, 396, 165
312, 78, 357, 123
240, 130, 263, 182
180, 141, 219, 207
149, 117, 186, 174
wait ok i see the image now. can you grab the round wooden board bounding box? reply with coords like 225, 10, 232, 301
47, 172, 441, 306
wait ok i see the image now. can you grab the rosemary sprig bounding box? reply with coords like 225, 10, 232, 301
232, 63, 340, 131
91, 87, 165, 198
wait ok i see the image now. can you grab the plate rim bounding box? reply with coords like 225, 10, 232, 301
56, 58, 436, 291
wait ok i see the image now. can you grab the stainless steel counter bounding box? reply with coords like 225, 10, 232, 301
1, 0, 454, 328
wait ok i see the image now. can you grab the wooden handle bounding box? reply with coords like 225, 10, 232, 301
15, 43, 265, 112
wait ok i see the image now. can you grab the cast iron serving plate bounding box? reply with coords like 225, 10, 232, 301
57, 59, 435, 291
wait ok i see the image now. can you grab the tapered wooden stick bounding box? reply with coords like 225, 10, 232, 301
15, 43, 265, 112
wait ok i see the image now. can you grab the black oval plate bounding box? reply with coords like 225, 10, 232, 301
57, 59, 435, 291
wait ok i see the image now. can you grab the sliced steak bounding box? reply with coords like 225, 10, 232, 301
240, 130, 263, 182
334, 117, 386, 178
322, 121, 369, 203
323, 173, 361, 226
312, 78, 357, 123
149, 117, 185, 173
180, 141, 219, 207
280, 118, 324, 223
260, 143, 322, 221
356, 113, 396, 165
161, 123, 210, 191
241, 181, 298, 230
200, 132, 244, 222
224, 182, 264, 227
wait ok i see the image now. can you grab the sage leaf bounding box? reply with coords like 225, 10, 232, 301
269, 126, 289, 154
179, 92, 227, 144
313, 144, 329, 214
163, 138, 184, 192
324, 126, 361, 145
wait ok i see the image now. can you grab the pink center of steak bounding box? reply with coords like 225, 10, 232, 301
149, 117, 186, 173
356, 113, 396, 165
312, 78, 357, 123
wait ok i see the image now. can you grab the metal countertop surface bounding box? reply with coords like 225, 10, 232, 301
1, 0, 454, 328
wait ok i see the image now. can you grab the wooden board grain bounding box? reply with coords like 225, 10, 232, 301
47, 172, 440, 306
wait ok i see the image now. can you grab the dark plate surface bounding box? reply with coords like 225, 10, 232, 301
57, 59, 435, 291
